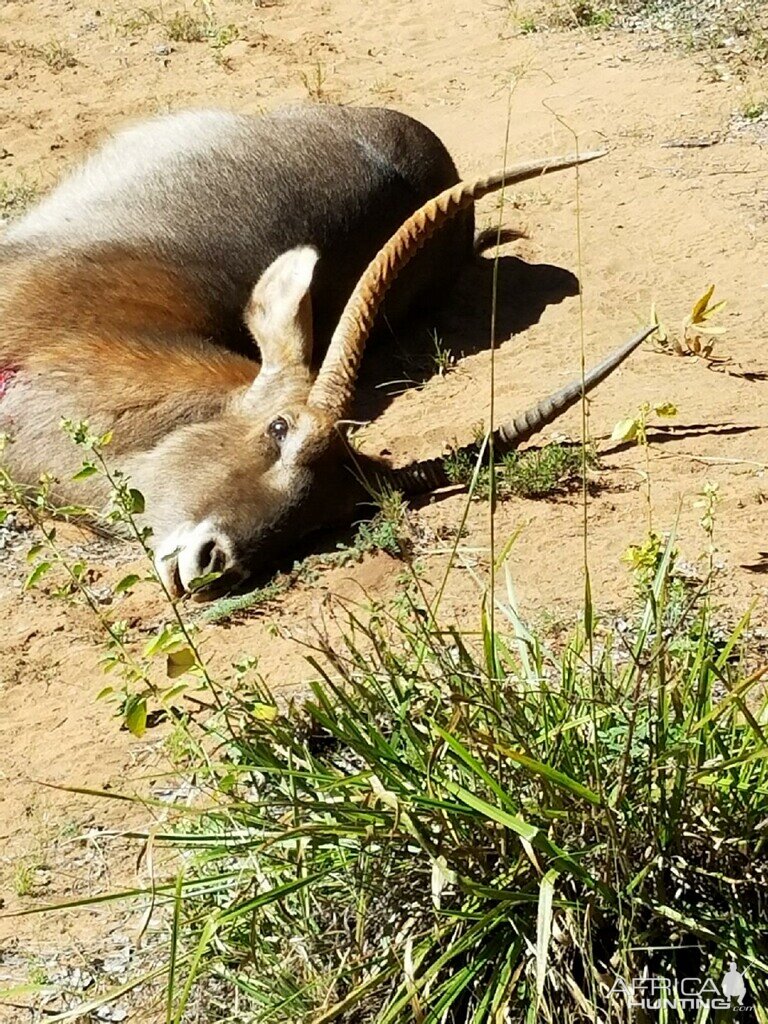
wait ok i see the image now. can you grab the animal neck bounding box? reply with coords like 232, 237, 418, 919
52, 340, 261, 470
2, 243, 228, 339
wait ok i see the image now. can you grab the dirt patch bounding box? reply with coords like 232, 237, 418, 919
1, 0, 768, 1017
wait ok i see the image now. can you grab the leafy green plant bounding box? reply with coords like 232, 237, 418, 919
1, 422, 221, 735
59, 536, 768, 1022
121, 1, 238, 49
653, 285, 727, 360
201, 575, 291, 624
516, 0, 613, 34
519, 15, 540, 34
12, 860, 39, 898
118, 6, 163, 34
2, 38, 78, 71
165, 11, 208, 41
353, 484, 410, 556
37, 39, 78, 70
612, 400, 677, 530
611, 399, 678, 447
571, 1, 614, 28
164, 1, 231, 43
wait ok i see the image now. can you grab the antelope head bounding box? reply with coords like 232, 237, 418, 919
134, 244, 363, 597
140, 150, 653, 597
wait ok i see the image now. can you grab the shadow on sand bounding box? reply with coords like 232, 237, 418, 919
354, 253, 579, 422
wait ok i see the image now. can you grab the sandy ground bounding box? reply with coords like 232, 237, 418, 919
1, 0, 767, 1019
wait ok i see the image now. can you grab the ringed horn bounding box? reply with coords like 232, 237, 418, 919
309, 149, 609, 417
383, 323, 656, 495
307, 147, 656, 496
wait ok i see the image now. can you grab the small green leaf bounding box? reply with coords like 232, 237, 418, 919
188, 571, 223, 592
698, 298, 726, 321
0, 510, 8, 524
114, 574, 141, 594
167, 648, 197, 679
25, 561, 52, 589
163, 683, 189, 702
611, 417, 639, 443
124, 697, 148, 737
26, 543, 45, 563
690, 284, 715, 323
72, 463, 98, 481
96, 686, 115, 701
252, 702, 278, 722
694, 324, 726, 336
535, 869, 559, 1007
144, 624, 180, 657
217, 773, 236, 794
129, 489, 145, 514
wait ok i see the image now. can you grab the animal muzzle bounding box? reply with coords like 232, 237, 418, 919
154, 518, 243, 598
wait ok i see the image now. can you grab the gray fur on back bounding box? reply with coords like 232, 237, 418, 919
5, 105, 472, 354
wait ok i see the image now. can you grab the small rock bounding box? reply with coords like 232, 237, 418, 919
95, 1007, 128, 1023
101, 951, 131, 976
221, 39, 249, 60
154, 43, 173, 56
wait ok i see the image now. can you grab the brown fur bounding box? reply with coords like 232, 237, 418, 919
2, 245, 216, 339
1, 249, 259, 464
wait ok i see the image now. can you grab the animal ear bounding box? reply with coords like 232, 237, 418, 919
245, 246, 318, 373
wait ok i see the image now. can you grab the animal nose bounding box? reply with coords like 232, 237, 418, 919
177, 529, 235, 595
186, 532, 228, 581
155, 520, 238, 597
194, 538, 228, 577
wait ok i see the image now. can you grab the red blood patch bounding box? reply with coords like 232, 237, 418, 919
0, 366, 19, 399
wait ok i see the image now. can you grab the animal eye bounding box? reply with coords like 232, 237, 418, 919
267, 416, 290, 443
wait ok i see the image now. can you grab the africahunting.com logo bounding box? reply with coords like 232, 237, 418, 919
609, 961, 749, 1012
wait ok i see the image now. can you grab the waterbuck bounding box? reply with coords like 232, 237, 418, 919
0, 105, 651, 597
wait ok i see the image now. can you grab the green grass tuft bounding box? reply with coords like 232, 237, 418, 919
118, 2, 239, 49
741, 95, 767, 120
121, 540, 768, 1022
165, 11, 209, 42
445, 440, 595, 500
515, 0, 613, 34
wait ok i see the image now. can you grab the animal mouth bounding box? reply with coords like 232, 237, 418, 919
162, 551, 242, 601
190, 567, 242, 601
